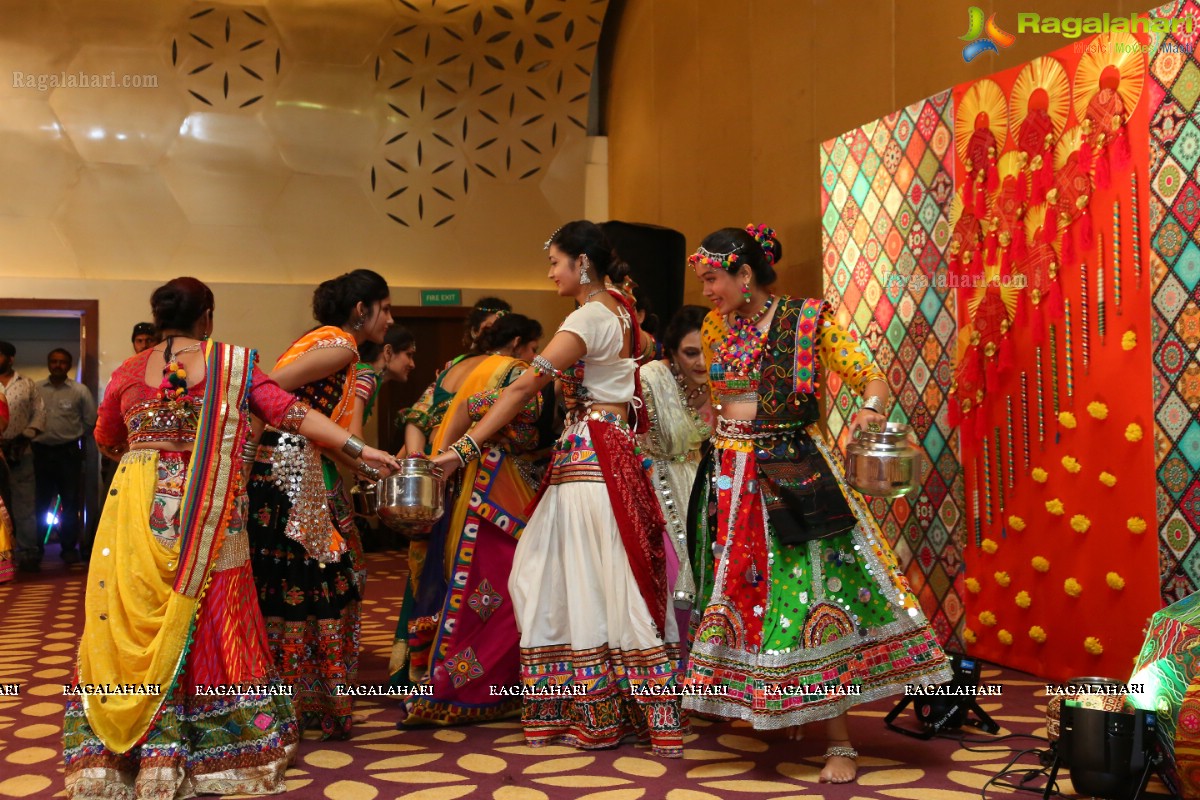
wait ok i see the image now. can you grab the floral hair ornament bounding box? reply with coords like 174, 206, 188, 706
688, 241, 745, 275
745, 223, 778, 265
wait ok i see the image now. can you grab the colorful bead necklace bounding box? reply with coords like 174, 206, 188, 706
711, 296, 775, 394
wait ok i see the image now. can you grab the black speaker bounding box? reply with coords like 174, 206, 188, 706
1051, 704, 1159, 800
884, 652, 1000, 739
599, 221, 687, 333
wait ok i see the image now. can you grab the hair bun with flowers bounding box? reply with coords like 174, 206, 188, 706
745, 223, 779, 266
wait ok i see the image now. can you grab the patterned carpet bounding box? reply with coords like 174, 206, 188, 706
0, 550, 1173, 799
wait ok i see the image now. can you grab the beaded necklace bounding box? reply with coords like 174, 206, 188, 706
711, 295, 775, 394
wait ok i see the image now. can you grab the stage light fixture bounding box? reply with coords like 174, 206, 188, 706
884, 651, 1000, 739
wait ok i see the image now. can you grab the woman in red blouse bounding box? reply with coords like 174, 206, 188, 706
63, 277, 398, 800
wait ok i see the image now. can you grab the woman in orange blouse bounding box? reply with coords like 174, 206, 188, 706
682, 225, 951, 783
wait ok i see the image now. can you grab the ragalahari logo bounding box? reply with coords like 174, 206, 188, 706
960, 7, 1016, 62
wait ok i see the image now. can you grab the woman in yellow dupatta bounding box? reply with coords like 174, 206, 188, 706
63, 278, 398, 800
391, 314, 544, 725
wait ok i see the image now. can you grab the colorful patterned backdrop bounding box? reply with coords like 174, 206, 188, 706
1148, 0, 1200, 605
819, 90, 965, 651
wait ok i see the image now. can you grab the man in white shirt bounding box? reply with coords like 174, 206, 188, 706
32, 348, 96, 566
0, 340, 47, 573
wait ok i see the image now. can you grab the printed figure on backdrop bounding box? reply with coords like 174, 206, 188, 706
0, 389, 14, 584
683, 224, 952, 783
637, 304, 713, 657
430, 221, 688, 757
0, 340, 47, 574
394, 312, 545, 726
33, 347, 97, 566
244, 269, 398, 740
62, 277, 399, 799
388, 313, 538, 693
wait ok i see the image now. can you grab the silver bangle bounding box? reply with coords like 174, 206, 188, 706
357, 462, 380, 481
342, 434, 366, 459
862, 395, 887, 415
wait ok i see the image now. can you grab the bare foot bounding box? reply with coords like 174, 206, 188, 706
785, 725, 803, 741
819, 742, 858, 783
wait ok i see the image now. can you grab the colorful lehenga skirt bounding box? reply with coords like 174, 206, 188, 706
246, 433, 363, 739
63, 450, 297, 800
683, 420, 952, 727
398, 447, 534, 725
509, 417, 687, 758
0, 492, 13, 585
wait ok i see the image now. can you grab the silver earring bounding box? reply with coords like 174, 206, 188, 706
579, 255, 593, 285
351, 314, 365, 331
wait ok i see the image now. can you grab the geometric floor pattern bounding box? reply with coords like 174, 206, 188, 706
0, 551, 1172, 799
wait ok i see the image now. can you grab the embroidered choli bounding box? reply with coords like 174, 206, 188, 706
95, 348, 301, 449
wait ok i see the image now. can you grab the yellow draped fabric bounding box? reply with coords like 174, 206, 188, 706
78, 450, 196, 753
77, 341, 252, 754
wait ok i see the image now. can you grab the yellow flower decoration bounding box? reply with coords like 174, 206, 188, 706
1122, 330, 1137, 350
964, 627, 977, 644
1061, 456, 1082, 473
1087, 401, 1109, 420
998, 629, 1013, 645
994, 571, 1011, 587
1015, 591, 1032, 608
1070, 514, 1091, 533
1107, 572, 1125, 590
1085, 636, 1104, 655
1064, 578, 1082, 597
1030, 625, 1047, 643
1032, 467, 1049, 483
1128, 517, 1147, 534
1058, 411, 1077, 429
1031, 556, 1050, 572
1125, 423, 1143, 442
1008, 515, 1026, 532
1099, 472, 1117, 487
981, 538, 999, 554
978, 610, 997, 627
965, 577, 981, 594
1045, 498, 1065, 515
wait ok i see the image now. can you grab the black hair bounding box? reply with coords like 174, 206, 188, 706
631, 285, 659, 335
662, 305, 709, 358
131, 322, 156, 342
47, 347, 74, 366
359, 324, 415, 363
464, 296, 512, 348
698, 227, 780, 286
312, 269, 390, 328
0, 341, 14, 358
547, 220, 630, 283
151, 277, 215, 332
474, 313, 540, 354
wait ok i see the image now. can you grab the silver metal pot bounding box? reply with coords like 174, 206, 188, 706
375, 458, 446, 536
844, 421, 924, 498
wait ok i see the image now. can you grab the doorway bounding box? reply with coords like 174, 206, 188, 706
0, 299, 100, 564
374, 307, 469, 454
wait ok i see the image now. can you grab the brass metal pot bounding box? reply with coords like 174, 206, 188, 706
844, 421, 924, 498
375, 458, 446, 536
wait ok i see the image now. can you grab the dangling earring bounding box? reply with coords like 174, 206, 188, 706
351, 313, 365, 332
742, 283, 752, 304
579, 255, 593, 285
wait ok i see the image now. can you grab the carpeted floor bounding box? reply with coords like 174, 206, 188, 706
0, 550, 1174, 799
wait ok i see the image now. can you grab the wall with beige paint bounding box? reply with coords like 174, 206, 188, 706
603, 0, 1158, 304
